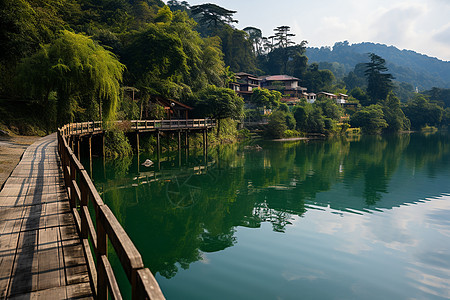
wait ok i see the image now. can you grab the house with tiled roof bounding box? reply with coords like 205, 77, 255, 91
260, 75, 308, 105
229, 72, 262, 101
317, 92, 349, 105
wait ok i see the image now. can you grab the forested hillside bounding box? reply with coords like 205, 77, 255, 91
0, 0, 253, 133
307, 42, 450, 90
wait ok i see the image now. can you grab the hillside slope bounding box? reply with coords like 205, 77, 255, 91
306, 42, 450, 90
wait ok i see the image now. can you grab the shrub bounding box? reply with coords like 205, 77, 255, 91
238, 128, 251, 139
284, 129, 301, 138
104, 126, 132, 158
265, 111, 288, 138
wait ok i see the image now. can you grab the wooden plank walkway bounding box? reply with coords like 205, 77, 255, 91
0, 134, 93, 299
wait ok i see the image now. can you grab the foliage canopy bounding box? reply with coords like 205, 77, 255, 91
17, 30, 125, 125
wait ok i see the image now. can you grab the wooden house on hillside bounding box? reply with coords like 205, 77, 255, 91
230, 72, 262, 101
317, 92, 348, 105
235, 72, 261, 92
337, 93, 348, 104
152, 96, 192, 120
317, 92, 338, 101
260, 75, 308, 105
124, 87, 192, 120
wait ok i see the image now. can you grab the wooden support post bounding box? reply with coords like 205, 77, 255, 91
156, 131, 161, 162
77, 137, 81, 160
185, 131, 190, 160
136, 131, 140, 172
89, 136, 92, 177
203, 129, 207, 165
136, 131, 140, 153
178, 130, 181, 167
101, 134, 105, 157
203, 130, 206, 155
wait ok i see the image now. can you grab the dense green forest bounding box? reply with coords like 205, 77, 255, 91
0, 0, 449, 143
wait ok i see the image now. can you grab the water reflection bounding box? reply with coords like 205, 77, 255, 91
89, 132, 450, 284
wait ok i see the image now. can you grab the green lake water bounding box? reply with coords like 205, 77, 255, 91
87, 132, 450, 299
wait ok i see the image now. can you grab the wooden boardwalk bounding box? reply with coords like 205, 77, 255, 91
0, 134, 93, 299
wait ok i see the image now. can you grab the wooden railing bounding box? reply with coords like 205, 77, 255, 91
57, 124, 165, 300
130, 119, 216, 130
60, 119, 216, 136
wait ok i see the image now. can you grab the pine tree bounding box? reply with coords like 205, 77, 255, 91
364, 53, 394, 104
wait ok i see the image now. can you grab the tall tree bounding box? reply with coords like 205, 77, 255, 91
343, 63, 367, 91
364, 53, 394, 103
302, 63, 334, 93
381, 92, 410, 132
190, 3, 237, 28
250, 88, 282, 109
273, 26, 295, 48
243, 26, 263, 55
217, 25, 258, 73
191, 85, 244, 136
261, 43, 307, 75
123, 8, 226, 99
167, 0, 190, 12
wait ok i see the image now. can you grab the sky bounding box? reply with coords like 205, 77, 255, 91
178, 0, 450, 61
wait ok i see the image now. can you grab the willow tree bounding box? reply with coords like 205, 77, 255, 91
17, 30, 125, 126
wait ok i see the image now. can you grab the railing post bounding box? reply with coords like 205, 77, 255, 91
80, 178, 89, 239
97, 208, 108, 300
70, 156, 76, 209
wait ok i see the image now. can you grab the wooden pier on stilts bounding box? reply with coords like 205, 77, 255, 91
0, 119, 214, 299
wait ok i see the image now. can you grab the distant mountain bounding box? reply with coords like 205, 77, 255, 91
306, 42, 450, 90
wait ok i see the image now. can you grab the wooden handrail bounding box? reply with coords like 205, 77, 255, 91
59, 118, 216, 135
57, 125, 166, 300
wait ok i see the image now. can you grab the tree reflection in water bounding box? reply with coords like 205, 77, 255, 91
89, 132, 450, 279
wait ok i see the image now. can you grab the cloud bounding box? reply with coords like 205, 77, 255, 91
371, 4, 426, 44
186, 0, 450, 60
433, 24, 450, 45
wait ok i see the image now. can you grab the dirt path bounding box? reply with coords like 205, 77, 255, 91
0, 136, 40, 189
